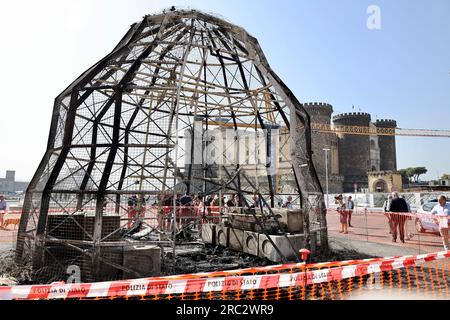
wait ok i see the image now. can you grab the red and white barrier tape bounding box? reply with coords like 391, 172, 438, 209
0, 250, 448, 300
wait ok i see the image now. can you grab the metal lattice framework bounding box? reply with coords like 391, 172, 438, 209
16, 9, 326, 282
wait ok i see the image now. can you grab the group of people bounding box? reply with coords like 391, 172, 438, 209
205, 192, 268, 209
336, 192, 415, 244
147, 191, 297, 232
335, 195, 354, 234
334, 191, 450, 251
205, 192, 240, 208
152, 192, 242, 231
384, 192, 450, 250
127, 190, 446, 252
336, 192, 416, 244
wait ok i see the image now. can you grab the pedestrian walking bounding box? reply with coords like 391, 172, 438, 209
346, 196, 355, 227
335, 194, 348, 234
430, 195, 450, 251
127, 194, 138, 229
383, 195, 393, 234
0, 195, 6, 229
388, 192, 409, 243
400, 195, 414, 240
0, 196, 6, 211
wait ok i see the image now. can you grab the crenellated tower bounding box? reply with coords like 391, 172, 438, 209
332, 112, 371, 192
375, 119, 397, 171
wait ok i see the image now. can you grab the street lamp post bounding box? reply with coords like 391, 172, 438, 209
323, 148, 330, 208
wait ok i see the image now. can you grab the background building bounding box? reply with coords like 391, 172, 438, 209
0, 170, 29, 193
183, 103, 398, 194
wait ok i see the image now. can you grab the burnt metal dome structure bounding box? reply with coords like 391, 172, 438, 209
16, 9, 327, 282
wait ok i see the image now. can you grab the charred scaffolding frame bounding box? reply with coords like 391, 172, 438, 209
16, 9, 327, 282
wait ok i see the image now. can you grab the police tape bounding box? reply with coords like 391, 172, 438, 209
0, 250, 448, 300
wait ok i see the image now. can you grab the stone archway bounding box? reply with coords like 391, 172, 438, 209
374, 179, 388, 193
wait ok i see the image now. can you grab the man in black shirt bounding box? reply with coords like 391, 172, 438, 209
388, 192, 409, 243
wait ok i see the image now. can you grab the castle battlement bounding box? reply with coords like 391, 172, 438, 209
375, 119, 397, 128
303, 102, 333, 108
332, 112, 371, 124
303, 102, 333, 119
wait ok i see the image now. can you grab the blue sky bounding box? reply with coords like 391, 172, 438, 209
0, 0, 449, 181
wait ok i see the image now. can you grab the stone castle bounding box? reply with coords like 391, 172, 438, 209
304, 102, 397, 193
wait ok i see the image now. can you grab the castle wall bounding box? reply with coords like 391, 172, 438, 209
303, 103, 343, 193
332, 112, 371, 192
375, 119, 397, 171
